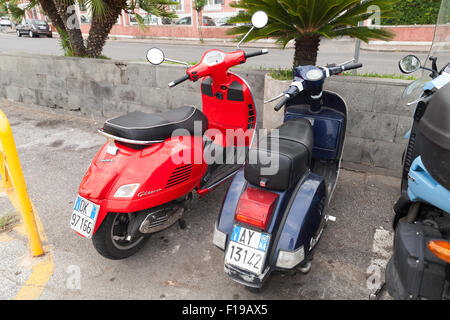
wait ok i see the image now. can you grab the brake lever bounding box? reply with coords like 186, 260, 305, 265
264, 93, 284, 104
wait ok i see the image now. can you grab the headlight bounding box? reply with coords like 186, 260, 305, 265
113, 183, 140, 198
275, 246, 305, 269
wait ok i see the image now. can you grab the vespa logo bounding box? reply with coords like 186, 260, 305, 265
137, 189, 162, 197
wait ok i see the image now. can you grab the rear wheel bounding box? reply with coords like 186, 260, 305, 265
92, 212, 150, 260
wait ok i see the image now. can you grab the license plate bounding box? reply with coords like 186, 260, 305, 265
38, 26, 46, 30
225, 225, 270, 275
69, 195, 99, 239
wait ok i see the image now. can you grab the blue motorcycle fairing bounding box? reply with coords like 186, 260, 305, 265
269, 172, 326, 269
407, 156, 450, 214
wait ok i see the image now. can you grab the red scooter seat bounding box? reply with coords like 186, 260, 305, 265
103, 106, 208, 142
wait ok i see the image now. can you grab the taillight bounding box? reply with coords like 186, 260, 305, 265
235, 187, 278, 230
428, 240, 450, 263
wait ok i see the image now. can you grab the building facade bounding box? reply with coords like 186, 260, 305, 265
19, 0, 241, 40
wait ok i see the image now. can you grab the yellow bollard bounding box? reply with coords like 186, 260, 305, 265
0, 109, 44, 257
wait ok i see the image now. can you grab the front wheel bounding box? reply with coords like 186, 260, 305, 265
92, 212, 150, 260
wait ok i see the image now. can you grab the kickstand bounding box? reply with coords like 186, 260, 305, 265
178, 218, 187, 230
369, 282, 386, 300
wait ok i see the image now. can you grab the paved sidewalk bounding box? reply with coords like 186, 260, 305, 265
0, 100, 398, 299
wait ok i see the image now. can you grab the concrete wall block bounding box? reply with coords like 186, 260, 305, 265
0, 56, 18, 72
37, 89, 69, 109
46, 75, 67, 93
139, 87, 170, 110
66, 77, 87, 96
167, 90, 202, 110
347, 111, 398, 142
372, 83, 413, 116
79, 97, 104, 117
103, 100, 130, 118
4, 86, 21, 102
325, 80, 376, 112
0, 71, 13, 86
20, 87, 39, 105
155, 65, 188, 90
344, 136, 406, 171
86, 81, 114, 100
127, 63, 156, 87
115, 85, 141, 103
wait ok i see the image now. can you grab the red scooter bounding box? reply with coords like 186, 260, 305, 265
70, 12, 270, 259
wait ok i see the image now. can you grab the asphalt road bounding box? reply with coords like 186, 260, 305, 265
0, 100, 399, 300
0, 33, 428, 75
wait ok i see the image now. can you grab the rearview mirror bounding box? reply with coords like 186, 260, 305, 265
147, 47, 165, 65
251, 11, 268, 29
399, 55, 421, 74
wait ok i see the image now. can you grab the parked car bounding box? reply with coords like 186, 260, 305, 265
215, 16, 233, 26
0, 16, 11, 27
16, 19, 52, 38
175, 15, 216, 26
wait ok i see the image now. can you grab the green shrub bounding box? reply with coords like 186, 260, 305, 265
382, 0, 441, 25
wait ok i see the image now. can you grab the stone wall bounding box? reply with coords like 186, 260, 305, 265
264, 75, 412, 172
0, 53, 412, 172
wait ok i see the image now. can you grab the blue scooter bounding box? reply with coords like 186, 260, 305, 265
384, 51, 450, 299
213, 60, 363, 290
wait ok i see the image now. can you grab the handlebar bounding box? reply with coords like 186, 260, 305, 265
274, 95, 290, 112
168, 74, 191, 88
328, 63, 363, 75
245, 49, 269, 59
274, 85, 300, 111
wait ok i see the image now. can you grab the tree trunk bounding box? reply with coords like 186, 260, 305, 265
197, 11, 203, 42
86, 0, 125, 58
54, 0, 87, 56
38, 0, 67, 32
293, 35, 321, 68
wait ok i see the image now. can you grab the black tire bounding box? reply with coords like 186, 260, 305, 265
47, 34, 52, 38
92, 212, 150, 260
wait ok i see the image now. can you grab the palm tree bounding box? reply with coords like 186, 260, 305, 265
228, 0, 398, 68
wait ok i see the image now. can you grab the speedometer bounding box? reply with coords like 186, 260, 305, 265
203, 50, 226, 66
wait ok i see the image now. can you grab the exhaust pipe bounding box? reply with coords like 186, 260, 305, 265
139, 206, 184, 234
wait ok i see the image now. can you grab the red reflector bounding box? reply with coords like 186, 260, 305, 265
235, 187, 278, 230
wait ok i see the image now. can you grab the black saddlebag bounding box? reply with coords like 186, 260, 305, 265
386, 221, 449, 300
244, 119, 313, 191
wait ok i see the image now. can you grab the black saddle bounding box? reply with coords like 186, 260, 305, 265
103, 106, 208, 142
245, 119, 314, 191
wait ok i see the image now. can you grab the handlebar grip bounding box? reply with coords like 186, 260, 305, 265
168, 74, 191, 88
245, 49, 269, 59
342, 63, 363, 71
274, 95, 290, 112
